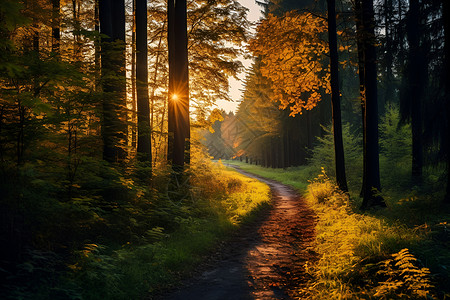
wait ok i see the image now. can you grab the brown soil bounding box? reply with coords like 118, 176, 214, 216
156, 167, 317, 300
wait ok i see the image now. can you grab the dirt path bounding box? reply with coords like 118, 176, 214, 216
161, 167, 317, 300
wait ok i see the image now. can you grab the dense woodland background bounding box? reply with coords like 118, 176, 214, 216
206, 0, 450, 204
1, 0, 450, 299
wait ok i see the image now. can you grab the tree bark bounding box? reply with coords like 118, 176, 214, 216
360, 0, 386, 209
99, 0, 127, 163
327, 0, 348, 192
405, 0, 425, 185
355, 0, 367, 197
383, 0, 394, 108
136, 0, 152, 166
167, 0, 190, 170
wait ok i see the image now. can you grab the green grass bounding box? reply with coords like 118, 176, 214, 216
68, 163, 271, 300
221, 159, 312, 192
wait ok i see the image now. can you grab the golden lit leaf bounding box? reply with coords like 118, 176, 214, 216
248, 11, 329, 116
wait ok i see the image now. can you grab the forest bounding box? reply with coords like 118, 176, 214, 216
1, 0, 449, 299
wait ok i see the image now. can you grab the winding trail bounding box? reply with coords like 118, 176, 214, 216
162, 167, 317, 300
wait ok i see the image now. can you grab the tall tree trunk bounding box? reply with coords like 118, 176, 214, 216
404, 0, 425, 185
99, 0, 127, 163
360, 0, 386, 209
355, 0, 367, 197
136, 0, 152, 166
443, 0, 450, 203
175, 0, 190, 166
167, 0, 190, 170
167, 0, 175, 166
327, 0, 348, 192
384, 0, 394, 107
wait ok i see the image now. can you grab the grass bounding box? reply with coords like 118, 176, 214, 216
68, 162, 271, 300
222, 159, 312, 192
224, 160, 450, 299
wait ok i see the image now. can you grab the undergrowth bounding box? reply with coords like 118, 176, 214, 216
71, 161, 270, 300
303, 169, 439, 299
226, 161, 450, 299
2, 157, 270, 300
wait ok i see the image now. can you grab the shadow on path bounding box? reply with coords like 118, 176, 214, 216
159, 166, 317, 300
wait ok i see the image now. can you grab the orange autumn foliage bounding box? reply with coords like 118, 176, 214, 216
249, 12, 330, 116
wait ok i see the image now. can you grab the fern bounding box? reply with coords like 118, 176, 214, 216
374, 248, 435, 299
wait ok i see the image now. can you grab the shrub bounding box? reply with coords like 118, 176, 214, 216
379, 106, 412, 191
308, 123, 363, 192
307, 167, 348, 207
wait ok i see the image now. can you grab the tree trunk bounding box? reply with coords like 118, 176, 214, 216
355, 0, 366, 197
383, 0, 394, 108
360, 0, 386, 209
327, 0, 348, 192
167, 0, 175, 166
99, 0, 127, 163
136, 0, 152, 166
167, 0, 190, 170
406, 0, 425, 185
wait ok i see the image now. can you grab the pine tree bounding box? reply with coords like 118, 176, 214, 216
360, 0, 386, 209
327, 0, 348, 192
136, 0, 152, 168
167, 0, 189, 170
400, 0, 427, 185
99, 0, 127, 163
